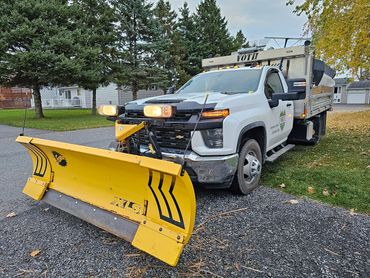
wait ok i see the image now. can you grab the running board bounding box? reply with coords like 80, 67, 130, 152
265, 144, 295, 163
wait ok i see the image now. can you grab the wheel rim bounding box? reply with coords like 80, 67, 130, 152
242, 151, 261, 184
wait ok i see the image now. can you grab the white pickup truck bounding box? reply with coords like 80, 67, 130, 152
106, 43, 335, 194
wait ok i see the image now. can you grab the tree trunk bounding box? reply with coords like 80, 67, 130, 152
132, 81, 138, 101
91, 87, 97, 115
33, 86, 44, 119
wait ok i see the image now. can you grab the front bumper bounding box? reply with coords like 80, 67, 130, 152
109, 141, 238, 188
162, 151, 239, 188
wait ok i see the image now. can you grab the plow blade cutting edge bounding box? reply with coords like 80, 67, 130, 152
16, 136, 196, 266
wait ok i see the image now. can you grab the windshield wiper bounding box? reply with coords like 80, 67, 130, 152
220, 91, 244, 95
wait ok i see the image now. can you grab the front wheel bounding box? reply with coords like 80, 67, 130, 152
231, 139, 262, 195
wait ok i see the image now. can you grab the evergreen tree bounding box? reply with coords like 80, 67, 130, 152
194, 0, 233, 71
232, 30, 250, 51
153, 0, 178, 90
177, 2, 198, 84
72, 0, 116, 114
112, 0, 159, 101
0, 0, 82, 118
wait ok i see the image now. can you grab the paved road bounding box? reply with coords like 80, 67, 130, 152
0, 125, 369, 277
0, 125, 114, 219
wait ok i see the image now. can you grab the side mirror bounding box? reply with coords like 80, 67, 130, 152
287, 78, 307, 98
167, 86, 176, 94
272, 91, 306, 101
268, 98, 279, 108
268, 90, 306, 108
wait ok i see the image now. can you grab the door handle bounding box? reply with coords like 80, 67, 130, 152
287, 103, 292, 107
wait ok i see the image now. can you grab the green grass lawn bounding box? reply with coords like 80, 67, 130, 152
0, 108, 113, 131
262, 111, 370, 214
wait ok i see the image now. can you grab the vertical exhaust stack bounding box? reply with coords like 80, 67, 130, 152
16, 135, 196, 266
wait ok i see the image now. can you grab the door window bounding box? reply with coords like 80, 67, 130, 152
265, 71, 283, 99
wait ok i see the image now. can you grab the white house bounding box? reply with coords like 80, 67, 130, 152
345, 80, 370, 104
333, 78, 370, 104
32, 83, 165, 108
333, 78, 348, 103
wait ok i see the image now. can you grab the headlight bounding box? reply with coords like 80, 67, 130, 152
201, 128, 223, 148
144, 105, 173, 118
97, 105, 118, 116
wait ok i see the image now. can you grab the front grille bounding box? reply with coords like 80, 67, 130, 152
126, 111, 193, 121
139, 128, 191, 150
126, 109, 193, 150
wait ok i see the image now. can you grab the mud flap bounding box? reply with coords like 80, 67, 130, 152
16, 136, 196, 266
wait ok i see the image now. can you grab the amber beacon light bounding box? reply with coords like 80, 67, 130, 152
202, 109, 229, 119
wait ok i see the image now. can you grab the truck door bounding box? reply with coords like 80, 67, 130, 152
264, 69, 294, 147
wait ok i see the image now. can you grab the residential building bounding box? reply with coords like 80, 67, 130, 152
333, 78, 370, 104
32, 83, 165, 108
333, 78, 348, 103
345, 80, 370, 104
0, 87, 32, 109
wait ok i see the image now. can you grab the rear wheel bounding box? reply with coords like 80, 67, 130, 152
231, 139, 262, 195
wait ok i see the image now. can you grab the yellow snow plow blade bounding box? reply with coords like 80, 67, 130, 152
16, 136, 196, 266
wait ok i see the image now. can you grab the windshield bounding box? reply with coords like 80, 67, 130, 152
177, 69, 262, 94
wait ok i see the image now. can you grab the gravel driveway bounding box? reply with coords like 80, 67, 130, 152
0, 125, 369, 277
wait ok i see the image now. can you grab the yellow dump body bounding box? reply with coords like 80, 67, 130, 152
16, 136, 196, 266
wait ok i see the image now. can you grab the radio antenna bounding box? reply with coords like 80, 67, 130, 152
20, 90, 29, 136
180, 94, 209, 175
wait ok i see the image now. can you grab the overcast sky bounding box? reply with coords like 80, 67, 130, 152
164, 0, 308, 48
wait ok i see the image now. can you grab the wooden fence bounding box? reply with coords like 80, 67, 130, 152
0, 87, 32, 109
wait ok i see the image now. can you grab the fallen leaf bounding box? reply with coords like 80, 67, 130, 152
279, 183, 286, 189
284, 199, 299, 205
124, 253, 141, 257
366, 165, 370, 169
349, 208, 357, 215
6, 212, 17, 218
322, 188, 330, 197
43, 208, 50, 212
331, 191, 337, 197
307, 186, 315, 194
30, 250, 41, 257
323, 247, 340, 256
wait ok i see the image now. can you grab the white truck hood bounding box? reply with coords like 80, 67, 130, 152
130, 92, 232, 106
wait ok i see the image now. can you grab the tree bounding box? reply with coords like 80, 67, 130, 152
177, 2, 198, 84
72, 0, 116, 115
153, 0, 178, 90
232, 30, 250, 51
112, 0, 159, 101
288, 0, 370, 78
193, 0, 233, 71
0, 0, 82, 118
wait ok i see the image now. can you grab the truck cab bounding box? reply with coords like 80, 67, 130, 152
104, 44, 335, 195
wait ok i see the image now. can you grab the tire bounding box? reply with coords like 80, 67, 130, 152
231, 138, 263, 195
